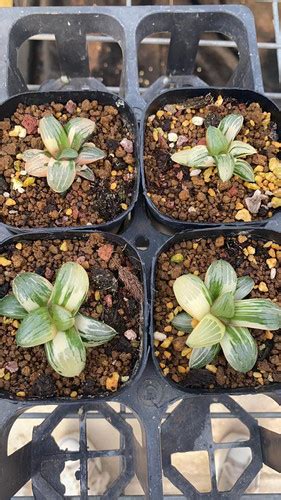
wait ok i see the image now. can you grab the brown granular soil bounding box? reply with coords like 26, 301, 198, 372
154, 234, 281, 389
0, 99, 136, 228
0, 233, 143, 399
144, 95, 280, 223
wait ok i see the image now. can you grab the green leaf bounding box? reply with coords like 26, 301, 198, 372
233, 159, 255, 182
65, 118, 96, 151
211, 292, 235, 320
77, 142, 106, 165
23, 150, 50, 177
228, 140, 257, 157
47, 159, 76, 193
234, 276, 255, 300
218, 114, 244, 143
49, 304, 74, 331
50, 262, 89, 315
206, 126, 229, 155
76, 165, 95, 181
58, 148, 78, 160
221, 325, 258, 373
186, 314, 225, 348
205, 260, 237, 302
171, 312, 193, 332
39, 115, 69, 157
189, 344, 220, 369
0, 294, 27, 319
45, 327, 86, 377
173, 274, 211, 321
75, 313, 117, 346
171, 145, 215, 168
231, 299, 281, 330
215, 154, 235, 182
13, 272, 53, 312
16, 307, 56, 347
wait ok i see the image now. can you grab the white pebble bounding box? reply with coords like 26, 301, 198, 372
18, 187, 25, 194
20, 170, 27, 176
191, 116, 204, 126
169, 142, 175, 148
168, 132, 178, 142
188, 206, 197, 213
190, 169, 201, 176
270, 268, 277, 279
154, 331, 167, 341
3, 192, 10, 198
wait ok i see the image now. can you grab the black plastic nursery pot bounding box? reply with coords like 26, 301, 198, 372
0, 229, 147, 402
142, 87, 281, 230
0, 90, 139, 233
151, 225, 281, 396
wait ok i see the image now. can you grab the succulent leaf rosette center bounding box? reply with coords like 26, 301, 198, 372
0, 262, 117, 377
171, 114, 257, 183
22, 115, 106, 193
172, 259, 281, 373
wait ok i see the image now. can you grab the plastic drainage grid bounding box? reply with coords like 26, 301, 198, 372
0, 4, 280, 499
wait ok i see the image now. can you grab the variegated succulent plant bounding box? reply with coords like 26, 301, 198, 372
172, 260, 281, 373
171, 114, 257, 182
0, 262, 117, 377
23, 115, 106, 193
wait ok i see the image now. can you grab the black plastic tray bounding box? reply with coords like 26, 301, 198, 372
141, 87, 281, 230
0, 5, 280, 499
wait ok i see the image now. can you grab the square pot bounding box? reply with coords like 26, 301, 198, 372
151, 226, 281, 395
0, 90, 139, 232
0, 230, 147, 402
142, 87, 280, 229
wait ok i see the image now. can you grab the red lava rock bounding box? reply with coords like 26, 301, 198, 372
197, 138, 206, 145
124, 329, 137, 341
65, 100, 77, 114
120, 138, 133, 153
97, 244, 114, 262
104, 294, 113, 308
22, 115, 38, 135
5, 361, 18, 373
176, 135, 188, 147
228, 186, 238, 197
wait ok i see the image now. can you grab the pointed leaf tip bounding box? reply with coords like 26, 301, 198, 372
173, 274, 211, 321
205, 260, 237, 302
12, 272, 53, 312
187, 314, 225, 348
50, 262, 89, 314
45, 327, 86, 377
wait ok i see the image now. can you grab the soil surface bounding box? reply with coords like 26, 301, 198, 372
0, 233, 143, 398
144, 95, 280, 223
154, 234, 281, 389
0, 99, 136, 228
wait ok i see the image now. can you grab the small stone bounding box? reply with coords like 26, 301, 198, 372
190, 169, 201, 177
253, 371, 262, 378
168, 132, 178, 142
235, 209, 252, 222
70, 391, 78, 398
106, 372, 120, 391
258, 281, 268, 292
120, 203, 128, 210
16, 391, 26, 398
121, 376, 129, 383
181, 347, 192, 357
270, 268, 277, 279
178, 366, 187, 374
65, 208, 72, 216
0, 257, 12, 266
154, 331, 167, 341
60, 241, 68, 252
23, 177, 35, 188
191, 116, 204, 126
170, 253, 184, 263
0, 369, 5, 378
15, 243, 22, 250
238, 235, 248, 244
124, 329, 137, 341
206, 364, 217, 373
161, 337, 173, 348
110, 182, 117, 190
97, 244, 113, 262
176, 135, 188, 147
215, 236, 224, 248
120, 138, 133, 153
215, 95, 223, 106
265, 330, 273, 339
208, 188, 216, 197
179, 190, 189, 201
270, 197, 281, 209
5, 198, 16, 206
266, 258, 277, 269
5, 361, 18, 373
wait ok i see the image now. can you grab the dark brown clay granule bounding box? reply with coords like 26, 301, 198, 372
154, 234, 281, 389
0, 233, 143, 398
144, 95, 281, 223
0, 99, 136, 228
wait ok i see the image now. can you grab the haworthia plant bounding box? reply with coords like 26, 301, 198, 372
0, 262, 119, 378
23, 114, 106, 193
171, 113, 257, 182
172, 259, 281, 373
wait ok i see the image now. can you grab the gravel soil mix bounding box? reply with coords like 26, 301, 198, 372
0, 233, 144, 399
154, 233, 281, 390
144, 94, 280, 223
0, 99, 136, 228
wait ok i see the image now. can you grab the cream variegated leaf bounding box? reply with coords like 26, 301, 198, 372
65, 118, 96, 151
211, 292, 235, 320
221, 325, 258, 373
39, 115, 69, 157
50, 262, 89, 314
233, 159, 255, 182
231, 299, 281, 330
75, 313, 117, 346
16, 307, 56, 347
49, 304, 75, 331
23, 150, 50, 177
171, 312, 193, 332
0, 294, 27, 319
234, 276, 255, 300
77, 142, 106, 165
45, 327, 86, 377
218, 114, 244, 143
228, 141, 257, 157
47, 159, 76, 193
173, 274, 211, 321
205, 260, 237, 301
12, 272, 53, 312
186, 314, 225, 348
76, 165, 95, 181
189, 344, 220, 369
171, 145, 215, 168
215, 154, 235, 182
206, 126, 229, 156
